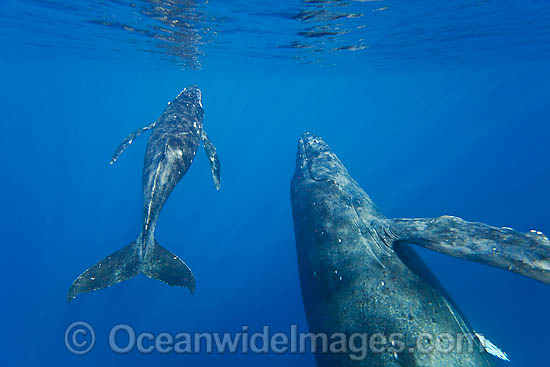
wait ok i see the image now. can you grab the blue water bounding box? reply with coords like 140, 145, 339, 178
1, 1, 549, 366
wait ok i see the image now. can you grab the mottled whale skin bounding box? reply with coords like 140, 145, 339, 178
68, 86, 220, 302
291, 133, 550, 366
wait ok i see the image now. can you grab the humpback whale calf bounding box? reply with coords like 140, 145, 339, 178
68, 86, 220, 302
291, 132, 549, 366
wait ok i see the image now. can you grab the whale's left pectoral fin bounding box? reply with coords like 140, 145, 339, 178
110, 121, 157, 164
382, 216, 550, 284
201, 130, 221, 190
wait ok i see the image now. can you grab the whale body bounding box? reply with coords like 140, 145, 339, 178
68, 86, 220, 302
291, 132, 550, 366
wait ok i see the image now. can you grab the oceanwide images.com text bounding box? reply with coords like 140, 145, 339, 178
65, 322, 486, 360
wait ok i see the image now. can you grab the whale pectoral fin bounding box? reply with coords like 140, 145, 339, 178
141, 240, 196, 294
201, 130, 221, 190
474, 331, 510, 362
385, 216, 550, 284
110, 122, 157, 164
352, 213, 395, 266
67, 241, 141, 302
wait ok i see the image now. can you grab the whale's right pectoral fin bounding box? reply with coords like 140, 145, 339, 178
110, 122, 157, 164
201, 130, 221, 190
383, 216, 550, 285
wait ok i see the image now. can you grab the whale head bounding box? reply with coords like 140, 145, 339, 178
173, 85, 203, 109
296, 132, 349, 182
293, 132, 382, 218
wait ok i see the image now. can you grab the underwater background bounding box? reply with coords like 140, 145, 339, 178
1, 0, 549, 366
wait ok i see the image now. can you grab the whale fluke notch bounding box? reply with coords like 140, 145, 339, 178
381, 216, 550, 284
201, 130, 221, 190
110, 121, 157, 164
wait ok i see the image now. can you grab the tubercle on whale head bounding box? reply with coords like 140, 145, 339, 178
294, 132, 313, 182
172, 85, 203, 109
295, 132, 348, 183
297, 132, 323, 172
293, 132, 383, 219
299, 132, 331, 157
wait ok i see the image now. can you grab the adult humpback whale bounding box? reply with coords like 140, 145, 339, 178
68, 86, 220, 302
291, 132, 550, 366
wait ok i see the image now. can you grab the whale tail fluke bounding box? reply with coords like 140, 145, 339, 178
141, 240, 196, 293
67, 239, 195, 303
67, 241, 140, 302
